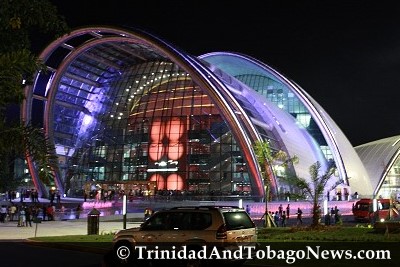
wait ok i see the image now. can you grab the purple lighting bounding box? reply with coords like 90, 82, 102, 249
82, 114, 93, 126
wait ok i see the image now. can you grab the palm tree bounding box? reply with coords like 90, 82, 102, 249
0, 0, 68, 193
253, 140, 298, 227
0, 122, 59, 191
282, 160, 336, 227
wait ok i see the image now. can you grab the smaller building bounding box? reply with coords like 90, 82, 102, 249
356, 135, 400, 200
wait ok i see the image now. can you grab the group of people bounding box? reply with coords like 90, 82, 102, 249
262, 204, 305, 227
0, 202, 60, 226
266, 204, 294, 227
327, 206, 341, 225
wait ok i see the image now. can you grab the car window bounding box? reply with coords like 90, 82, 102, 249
223, 211, 254, 230
141, 212, 169, 230
142, 211, 212, 230
186, 212, 212, 230
380, 202, 390, 210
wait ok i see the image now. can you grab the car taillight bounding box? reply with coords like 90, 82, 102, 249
216, 224, 227, 239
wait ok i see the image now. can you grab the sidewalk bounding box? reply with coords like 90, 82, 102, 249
0, 213, 143, 240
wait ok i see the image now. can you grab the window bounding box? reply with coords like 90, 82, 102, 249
223, 211, 254, 230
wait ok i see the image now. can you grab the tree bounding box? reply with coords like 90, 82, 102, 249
282, 161, 336, 227
0, 0, 68, 192
253, 140, 298, 227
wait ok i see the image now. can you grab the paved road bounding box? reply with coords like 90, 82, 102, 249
0, 242, 103, 267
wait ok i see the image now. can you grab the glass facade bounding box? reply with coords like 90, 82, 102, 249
355, 136, 400, 199
49, 52, 252, 197
201, 54, 333, 161
380, 158, 400, 198
24, 27, 375, 199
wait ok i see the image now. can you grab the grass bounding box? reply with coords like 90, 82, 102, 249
29, 225, 400, 243
32, 234, 113, 242
28, 226, 400, 267
257, 225, 400, 242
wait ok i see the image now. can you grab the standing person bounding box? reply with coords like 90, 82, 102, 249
34, 190, 39, 203
50, 191, 55, 206
9, 204, 16, 221
278, 204, 283, 217
274, 211, 280, 226
281, 211, 287, 227
18, 206, 26, 227
31, 190, 35, 203
330, 207, 335, 222
25, 206, 32, 227
296, 207, 303, 225
46, 205, 54, 221
334, 206, 340, 224
286, 204, 290, 219
0, 205, 7, 223
75, 204, 82, 219
56, 191, 61, 205
42, 205, 46, 221
246, 205, 251, 215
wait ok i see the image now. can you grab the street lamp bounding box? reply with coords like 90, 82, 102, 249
123, 194, 127, 229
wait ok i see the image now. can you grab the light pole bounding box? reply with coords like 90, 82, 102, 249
123, 194, 127, 229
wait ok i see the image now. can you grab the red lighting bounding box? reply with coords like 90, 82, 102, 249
166, 174, 184, 190
165, 117, 184, 141
167, 142, 184, 160
149, 143, 164, 161
150, 120, 164, 142
150, 174, 165, 190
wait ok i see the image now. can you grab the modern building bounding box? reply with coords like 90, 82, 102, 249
355, 136, 400, 199
23, 26, 371, 199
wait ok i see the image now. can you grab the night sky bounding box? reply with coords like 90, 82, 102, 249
48, 0, 400, 146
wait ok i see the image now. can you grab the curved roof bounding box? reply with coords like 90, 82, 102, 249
23, 26, 264, 196
355, 135, 400, 196
201, 57, 328, 180
200, 52, 372, 195
23, 26, 373, 197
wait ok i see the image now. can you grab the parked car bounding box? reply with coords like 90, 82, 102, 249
104, 206, 258, 267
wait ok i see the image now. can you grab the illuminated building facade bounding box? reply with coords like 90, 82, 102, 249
23, 26, 371, 199
356, 136, 400, 199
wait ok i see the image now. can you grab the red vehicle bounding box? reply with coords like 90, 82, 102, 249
352, 198, 393, 222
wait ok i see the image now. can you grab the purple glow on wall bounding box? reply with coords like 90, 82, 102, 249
82, 114, 93, 126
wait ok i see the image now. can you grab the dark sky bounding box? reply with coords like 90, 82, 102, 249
48, 0, 400, 146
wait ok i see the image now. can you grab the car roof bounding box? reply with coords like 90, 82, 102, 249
166, 206, 245, 212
